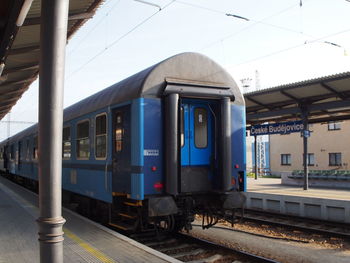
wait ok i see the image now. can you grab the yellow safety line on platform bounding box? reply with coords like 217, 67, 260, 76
64, 228, 118, 263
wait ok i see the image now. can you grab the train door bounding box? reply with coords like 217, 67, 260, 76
180, 100, 214, 192
112, 106, 131, 193
3, 145, 8, 171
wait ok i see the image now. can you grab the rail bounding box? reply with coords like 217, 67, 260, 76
131, 231, 281, 263
236, 209, 350, 239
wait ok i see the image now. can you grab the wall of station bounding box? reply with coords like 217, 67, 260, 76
269, 120, 350, 174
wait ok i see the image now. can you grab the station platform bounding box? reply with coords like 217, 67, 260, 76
0, 176, 180, 263
245, 177, 350, 223
247, 177, 350, 201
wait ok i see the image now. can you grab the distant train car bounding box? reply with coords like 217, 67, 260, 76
0, 52, 246, 232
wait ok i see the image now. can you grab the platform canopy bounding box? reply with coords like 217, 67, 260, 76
245, 71, 350, 127
0, 0, 105, 121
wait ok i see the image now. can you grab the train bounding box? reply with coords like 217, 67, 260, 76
0, 52, 246, 232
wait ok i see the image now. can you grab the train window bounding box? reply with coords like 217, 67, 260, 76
33, 136, 38, 159
194, 107, 208, 149
18, 141, 22, 161
115, 112, 123, 152
26, 140, 30, 160
22, 141, 25, 160
10, 144, 15, 160
95, 114, 107, 159
180, 107, 184, 147
0, 147, 3, 160
77, 120, 90, 159
63, 127, 71, 159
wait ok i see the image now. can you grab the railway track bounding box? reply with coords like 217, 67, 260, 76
131, 231, 280, 263
237, 209, 350, 239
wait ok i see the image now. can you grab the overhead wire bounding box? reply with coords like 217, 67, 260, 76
175, 0, 314, 51
67, 0, 313, 80
187, 26, 350, 87
63, 0, 349, 88
66, 0, 177, 80
183, 26, 350, 86
67, 0, 121, 55
67, 0, 325, 81
175, 0, 349, 75
231, 27, 350, 67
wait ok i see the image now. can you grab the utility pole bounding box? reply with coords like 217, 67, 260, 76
257, 135, 266, 176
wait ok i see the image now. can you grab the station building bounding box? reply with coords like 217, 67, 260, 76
269, 120, 350, 175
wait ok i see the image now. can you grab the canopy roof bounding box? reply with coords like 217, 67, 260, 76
0, 0, 105, 120
245, 72, 350, 126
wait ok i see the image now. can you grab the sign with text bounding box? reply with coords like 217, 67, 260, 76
251, 121, 304, 136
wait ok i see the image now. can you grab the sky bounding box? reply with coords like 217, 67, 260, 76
1, 0, 350, 141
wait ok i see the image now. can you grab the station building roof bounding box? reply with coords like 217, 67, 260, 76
0, 0, 105, 121
245, 71, 350, 127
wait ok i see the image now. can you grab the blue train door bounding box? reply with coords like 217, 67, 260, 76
180, 101, 214, 193
112, 106, 131, 194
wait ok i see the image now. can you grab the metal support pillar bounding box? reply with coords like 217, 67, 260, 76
302, 109, 309, 190
254, 135, 258, 180
37, 0, 69, 262
220, 97, 232, 191
165, 93, 179, 195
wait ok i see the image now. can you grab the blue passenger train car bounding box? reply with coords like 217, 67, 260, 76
0, 53, 246, 232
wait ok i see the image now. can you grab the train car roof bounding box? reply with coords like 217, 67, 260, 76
64, 52, 243, 121
1, 52, 242, 144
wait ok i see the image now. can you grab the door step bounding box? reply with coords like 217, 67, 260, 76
109, 222, 135, 231
124, 200, 142, 207
118, 212, 138, 219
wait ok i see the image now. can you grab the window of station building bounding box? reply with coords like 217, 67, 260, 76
328, 121, 341, 131
33, 136, 38, 159
95, 114, 107, 159
303, 153, 315, 166
63, 127, 71, 159
115, 112, 123, 152
281, 154, 291, 165
194, 107, 208, 149
77, 120, 90, 159
329, 152, 341, 166
307, 153, 315, 166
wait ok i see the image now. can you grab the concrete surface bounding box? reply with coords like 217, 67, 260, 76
0, 176, 180, 263
246, 178, 350, 223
